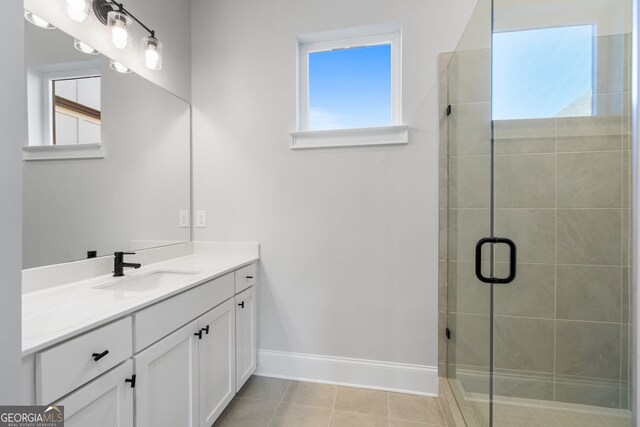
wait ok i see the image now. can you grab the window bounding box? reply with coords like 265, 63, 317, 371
309, 44, 392, 130
292, 25, 406, 149
52, 75, 101, 145
493, 25, 594, 120
25, 61, 105, 160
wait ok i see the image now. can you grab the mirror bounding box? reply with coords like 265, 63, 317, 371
23, 23, 190, 269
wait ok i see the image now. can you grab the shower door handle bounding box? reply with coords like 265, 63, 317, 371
475, 237, 517, 284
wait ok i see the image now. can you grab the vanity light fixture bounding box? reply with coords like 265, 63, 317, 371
65, 0, 91, 23
74, 39, 100, 55
109, 59, 131, 74
24, 10, 56, 29
94, 0, 163, 70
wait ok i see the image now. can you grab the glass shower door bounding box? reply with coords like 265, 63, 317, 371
446, 1, 633, 426
445, 0, 494, 425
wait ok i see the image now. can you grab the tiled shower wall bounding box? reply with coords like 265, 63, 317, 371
439, 33, 632, 410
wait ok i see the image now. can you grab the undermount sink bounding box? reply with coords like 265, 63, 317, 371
95, 270, 201, 292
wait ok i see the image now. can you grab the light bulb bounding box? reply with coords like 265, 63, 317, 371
112, 24, 128, 49
145, 48, 159, 69
109, 60, 131, 74
74, 39, 99, 55
141, 36, 163, 70
107, 11, 131, 49
65, 0, 89, 22
24, 10, 56, 29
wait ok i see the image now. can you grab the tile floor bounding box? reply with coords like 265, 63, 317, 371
213, 376, 449, 427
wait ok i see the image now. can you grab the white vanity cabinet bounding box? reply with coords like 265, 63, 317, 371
24, 261, 259, 427
235, 285, 257, 392
55, 360, 134, 427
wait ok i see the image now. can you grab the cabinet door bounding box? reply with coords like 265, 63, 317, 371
198, 299, 236, 427
235, 286, 257, 392
135, 321, 198, 427
56, 360, 133, 427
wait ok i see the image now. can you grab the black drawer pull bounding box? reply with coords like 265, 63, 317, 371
202, 325, 210, 335
246, 276, 254, 279
92, 350, 109, 361
125, 375, 136, 388
238, 301, 245, 308
195, 330, 203, 339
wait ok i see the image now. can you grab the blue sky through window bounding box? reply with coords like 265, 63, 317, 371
309, 44, 392, 130
492, 25, 594, 120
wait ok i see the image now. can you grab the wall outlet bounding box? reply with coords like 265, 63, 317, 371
196, 210, 207, 228
179, 210, 190, 228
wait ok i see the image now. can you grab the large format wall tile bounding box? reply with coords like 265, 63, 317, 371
556, 265, 622, 322
557, 115, 623, 139
494, 316, 555, 373
595, 34, 628, 94
556, 320, 621, 380
447, 209, 490, 262
494, 209, 556, 264
448, 313, 490, 368
448, 156, 491, 208
493, 119, 555, 155
447, 261, 490, 315
447, 102, 491, 156
494, 263, 555, 319
495, 154, 556, 208
557, 209, 622, 265
556, 134, 622, 152
557, 151, 622, 208
448, 49, 491, 104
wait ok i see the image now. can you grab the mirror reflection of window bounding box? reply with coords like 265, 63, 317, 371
52, 75, 101, 145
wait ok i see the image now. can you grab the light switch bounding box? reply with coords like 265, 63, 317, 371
196, 210, 207, 228
179, 210, 190, 228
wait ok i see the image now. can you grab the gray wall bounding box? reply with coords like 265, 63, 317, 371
0, 0, 24, 404
191, 0, 478, 374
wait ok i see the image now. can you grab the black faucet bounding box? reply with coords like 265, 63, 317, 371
113, 252, 142, 277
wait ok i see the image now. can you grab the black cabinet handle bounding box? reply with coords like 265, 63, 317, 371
92, 350, 109, 361
238, 301, 245, 308
125, 375, 136, 388
246, 276, 253, 279
202, 325, 210, 335
195, 330, 203, 339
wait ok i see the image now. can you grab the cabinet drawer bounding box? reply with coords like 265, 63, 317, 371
133, 273, 234, 352
235, 263, 257, 293
36, 317, 133, 404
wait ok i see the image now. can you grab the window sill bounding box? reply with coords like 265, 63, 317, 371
289, 125, 409, 150
23, 144, 105, 161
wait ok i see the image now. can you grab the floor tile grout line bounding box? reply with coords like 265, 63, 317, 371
265, 381, 291, 427
387, 390, 391, 427
327, 385, 339, 427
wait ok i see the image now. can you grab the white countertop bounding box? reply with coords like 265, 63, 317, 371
22, 252, 258, 356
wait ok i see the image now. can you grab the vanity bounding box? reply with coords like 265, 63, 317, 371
21, 243, 259, 427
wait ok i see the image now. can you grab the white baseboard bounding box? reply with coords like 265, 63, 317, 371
255, 349, 438, 397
